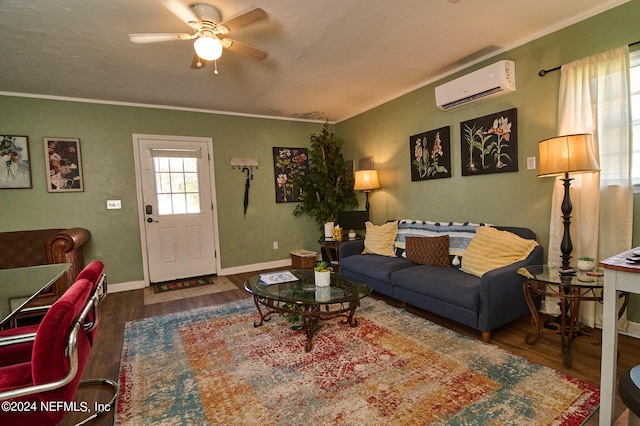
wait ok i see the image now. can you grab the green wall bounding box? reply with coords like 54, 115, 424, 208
337, 0, 640, 321
3, 0, 640, 316
0, 98, 320, 283
339, 0, 640, 248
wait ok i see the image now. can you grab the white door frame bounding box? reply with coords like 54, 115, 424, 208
133, 133, 222, 286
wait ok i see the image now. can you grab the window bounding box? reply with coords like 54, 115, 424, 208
630, 49, 640, 189
150, 149, 202, 215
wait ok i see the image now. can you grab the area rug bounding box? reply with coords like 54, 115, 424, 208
117, 298, 599, 425
153, 275, 219, 293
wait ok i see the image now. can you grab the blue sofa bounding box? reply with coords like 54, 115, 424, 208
339, 221, 543, 342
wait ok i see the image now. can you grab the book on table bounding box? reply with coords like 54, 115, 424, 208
259, 270, 298, 285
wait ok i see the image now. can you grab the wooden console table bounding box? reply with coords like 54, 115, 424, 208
600, 249, 640, 425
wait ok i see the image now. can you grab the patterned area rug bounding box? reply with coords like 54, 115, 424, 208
117, 298, 599, 425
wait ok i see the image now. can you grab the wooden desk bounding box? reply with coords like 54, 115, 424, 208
0, 263, 71, 328
600, 250, 640, 425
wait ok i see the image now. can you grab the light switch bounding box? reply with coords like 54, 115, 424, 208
527, 157, 536, 170
106, 200, 122, 209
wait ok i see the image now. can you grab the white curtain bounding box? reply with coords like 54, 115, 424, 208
547, 45, 633, 328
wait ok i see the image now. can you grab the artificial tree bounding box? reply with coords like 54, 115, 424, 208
293, 121, 357, 235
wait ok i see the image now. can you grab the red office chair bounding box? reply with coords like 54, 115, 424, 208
75, 260, 106, 344
0, 278, 93, 425
72, 261, 118, 422
0, 260, 106, 365
0, 265, 118, 425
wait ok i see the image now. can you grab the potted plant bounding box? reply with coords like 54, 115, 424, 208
314, 261, 333, 287
293, 121, 358, 240
577, 256, 596, 271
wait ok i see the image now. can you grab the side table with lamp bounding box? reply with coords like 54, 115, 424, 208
524, 134, 612, 367
537, 133, 600, 272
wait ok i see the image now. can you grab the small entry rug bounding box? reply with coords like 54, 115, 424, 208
117, 298, 599, 425
153, 275, 218, 293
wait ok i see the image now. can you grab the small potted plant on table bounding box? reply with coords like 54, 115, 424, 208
577, 256, 596, 271
314, 261, 333, 287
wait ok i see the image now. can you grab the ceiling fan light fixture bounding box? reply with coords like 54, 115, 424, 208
194, 36, 223, 61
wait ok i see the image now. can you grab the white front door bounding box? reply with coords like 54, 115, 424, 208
136, 136, 217, 283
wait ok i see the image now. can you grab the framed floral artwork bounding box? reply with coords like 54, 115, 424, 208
44, 138, 84, 192
460, 108, 518, 176
410, 126, 451, 181
0, 135, 32, 189
273, 147, 308, 203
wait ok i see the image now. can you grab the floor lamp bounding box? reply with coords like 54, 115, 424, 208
537, 133, 600, 273
353, 170, 381, 212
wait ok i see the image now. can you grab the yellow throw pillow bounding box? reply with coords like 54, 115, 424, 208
461, 226, 538, 277
362, 221, 398, 257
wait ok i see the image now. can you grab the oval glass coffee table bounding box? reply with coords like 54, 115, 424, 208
244, 269, 371, 352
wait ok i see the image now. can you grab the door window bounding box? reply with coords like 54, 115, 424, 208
150, 148, 201, 215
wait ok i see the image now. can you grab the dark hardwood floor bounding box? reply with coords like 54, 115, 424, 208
64, 270, 640, 425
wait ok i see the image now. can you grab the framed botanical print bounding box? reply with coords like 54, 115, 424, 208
0, 135, 32, 189
410, 126, 451, 181
273, 147, 308, 203
44, 138, 84, 192
460, 108, 518, 176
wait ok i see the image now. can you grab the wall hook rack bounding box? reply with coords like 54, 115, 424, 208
230, 157, 259, 170
230, 158, 259, 217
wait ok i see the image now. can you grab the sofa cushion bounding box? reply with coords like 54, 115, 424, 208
461, 226, 539, 277
362, 221, 398, 257
340, 254, 415, 283
405, 236, 450, 267
391, 265, 482, 311
395, 220, 489, 256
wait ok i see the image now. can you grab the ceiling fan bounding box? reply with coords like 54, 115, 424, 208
128, 0, 269, 72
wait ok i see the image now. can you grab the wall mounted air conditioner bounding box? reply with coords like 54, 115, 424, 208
435, 60, 515, 111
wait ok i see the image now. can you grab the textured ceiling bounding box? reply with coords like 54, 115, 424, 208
0, 0, 629, 122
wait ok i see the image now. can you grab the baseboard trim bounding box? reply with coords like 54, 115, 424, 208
108, 280, 147, 293
218, 259, 292, 276
622, 321, 640, 339
107, 259, 293, 293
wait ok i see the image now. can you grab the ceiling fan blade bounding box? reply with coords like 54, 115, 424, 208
128, 33, 192, 44
217, 7, 269, 33
162, 0, 200, 29
221, 38, 268, 60
190, 53, 207, 70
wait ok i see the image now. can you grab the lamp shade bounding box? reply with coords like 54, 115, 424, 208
194, 36, 223, 61
353, 169, 381, 191
537, 133, 600, 177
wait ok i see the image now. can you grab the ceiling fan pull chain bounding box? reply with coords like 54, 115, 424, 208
214, 61, 219, 75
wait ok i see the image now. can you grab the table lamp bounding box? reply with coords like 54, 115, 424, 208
537, 133, 600, 272
353, 170, 381, 212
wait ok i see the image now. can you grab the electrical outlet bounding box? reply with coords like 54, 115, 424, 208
273, 241, 279, 250
527, 157, 536, 170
